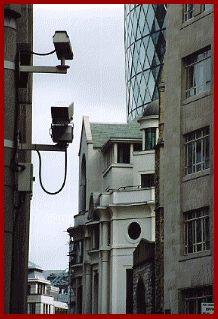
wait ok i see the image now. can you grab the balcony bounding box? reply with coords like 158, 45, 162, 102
99, 186, 155, 207
73, 210, 89, 227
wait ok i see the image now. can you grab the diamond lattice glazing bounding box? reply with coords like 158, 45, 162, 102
124, 4, 166, 122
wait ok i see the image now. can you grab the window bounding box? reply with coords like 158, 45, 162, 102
38, 283, 45, 295
126, 269, 133, 314
202, 4, 213, 11
145, 128, 156, 150
141, 174, 154, 188
184, 4, 193, 21
185, 127, 209, 175
185, 47, 211, 98
92, 225, 99, 250
76, 241, 83, 264
29, 303, 36, 314
128, 222, 141, 240
133, 142, 142, 152
136, 278, 146, 314
27, 284, 31, 295
70, 240, 83, 264
184, 207, 210, 255
182, 286, 213, 314
118, 143, 130, 163
105, 144, 114, 168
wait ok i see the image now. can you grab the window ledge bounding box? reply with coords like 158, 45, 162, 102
182, 168, 210, 183
179, 250, 211, 262
182, 90, 211, 106
181, 8, 213, 30
133, 150, 155, 156
103, 163, 133, 176
70, 263, 83, 268
87, 249, 99, 255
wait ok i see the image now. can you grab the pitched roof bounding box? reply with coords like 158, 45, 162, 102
28, 261, 43, 271
90, 116, 142, 149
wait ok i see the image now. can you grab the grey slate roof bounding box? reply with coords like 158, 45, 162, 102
28, 260, 43, 271
90, 116, 142, 149
28, 261, 46, 280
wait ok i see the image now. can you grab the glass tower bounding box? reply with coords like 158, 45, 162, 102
124, 4, 166, 122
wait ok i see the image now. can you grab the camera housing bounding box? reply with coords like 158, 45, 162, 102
50, 103, 74, 145
53, 31, 74, 61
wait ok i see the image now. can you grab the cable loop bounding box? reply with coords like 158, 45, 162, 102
36, 148, 67, 195
30, 49, 56, 56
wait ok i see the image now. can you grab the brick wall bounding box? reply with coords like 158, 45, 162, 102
133, 261, 155, 314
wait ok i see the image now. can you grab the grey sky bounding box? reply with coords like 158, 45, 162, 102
29, 4, 126, 270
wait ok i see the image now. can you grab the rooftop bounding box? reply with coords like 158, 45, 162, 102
142, 99, 159, 117
90, 115, 142, 148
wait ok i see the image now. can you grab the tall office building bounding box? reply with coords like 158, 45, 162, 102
124, 4, 166, 122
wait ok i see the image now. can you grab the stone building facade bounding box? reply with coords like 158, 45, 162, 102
159, 4, 214, 314
154, 68, 165, 314
67, 110, 158, 314
27, 262, 68, 314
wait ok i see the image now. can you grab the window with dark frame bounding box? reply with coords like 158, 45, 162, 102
126, 269, 133, 314
93, 224, 99, 250
117, 143, 130, 163
185, 127, 209, 175
141, 174, 155, 188
38, 283, 45, 295
184, 207, 210, 255
185, 47, 211, 98
28, 284, 31, 295
184, 4, 193, 21
145, 128, 156, 150
202, 4, 213, 11
133, 142, 142, 152
29, 303, 36, 314
76, 241, 83, 264
182, 286, 213, 314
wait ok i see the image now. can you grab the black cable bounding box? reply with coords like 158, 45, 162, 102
30, 49, 56, 56
36, 148, 68, 195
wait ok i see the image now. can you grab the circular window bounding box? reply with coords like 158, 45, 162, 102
128, 222, 141, 240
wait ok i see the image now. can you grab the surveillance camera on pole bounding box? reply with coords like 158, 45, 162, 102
50, 103, 74, 145
53, 31, 74, 69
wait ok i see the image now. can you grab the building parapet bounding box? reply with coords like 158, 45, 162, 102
99, 187, 155, 207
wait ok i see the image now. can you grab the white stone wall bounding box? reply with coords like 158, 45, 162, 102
132, 150, 155, 186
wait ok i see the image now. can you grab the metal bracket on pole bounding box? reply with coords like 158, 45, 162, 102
19, 65, 68, 74
18, 143, 67, 152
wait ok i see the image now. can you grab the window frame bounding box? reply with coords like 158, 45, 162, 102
185, 48, 211, 99
184, 207, 210, 255
182, 286, 213, 314
202, 4, 213, 12
29, 303, 36, 314
184, 127, 209, 175
183, 4, 194, 22
141, 173, 155, 188
117, 143, 130, 164
144, 127, 156, 151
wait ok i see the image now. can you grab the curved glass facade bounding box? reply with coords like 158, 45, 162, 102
124, 4, 166, 122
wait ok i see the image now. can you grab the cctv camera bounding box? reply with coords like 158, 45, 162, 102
50, 103, 74, 145
51, 103, 74, 124
50, 124, 74, 145
53, 31, 73, 61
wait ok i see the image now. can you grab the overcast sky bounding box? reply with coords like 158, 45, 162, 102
29, 4, 126, 270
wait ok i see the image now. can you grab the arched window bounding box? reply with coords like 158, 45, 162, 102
137, 277, 146, 314
80, 155, 86, 212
